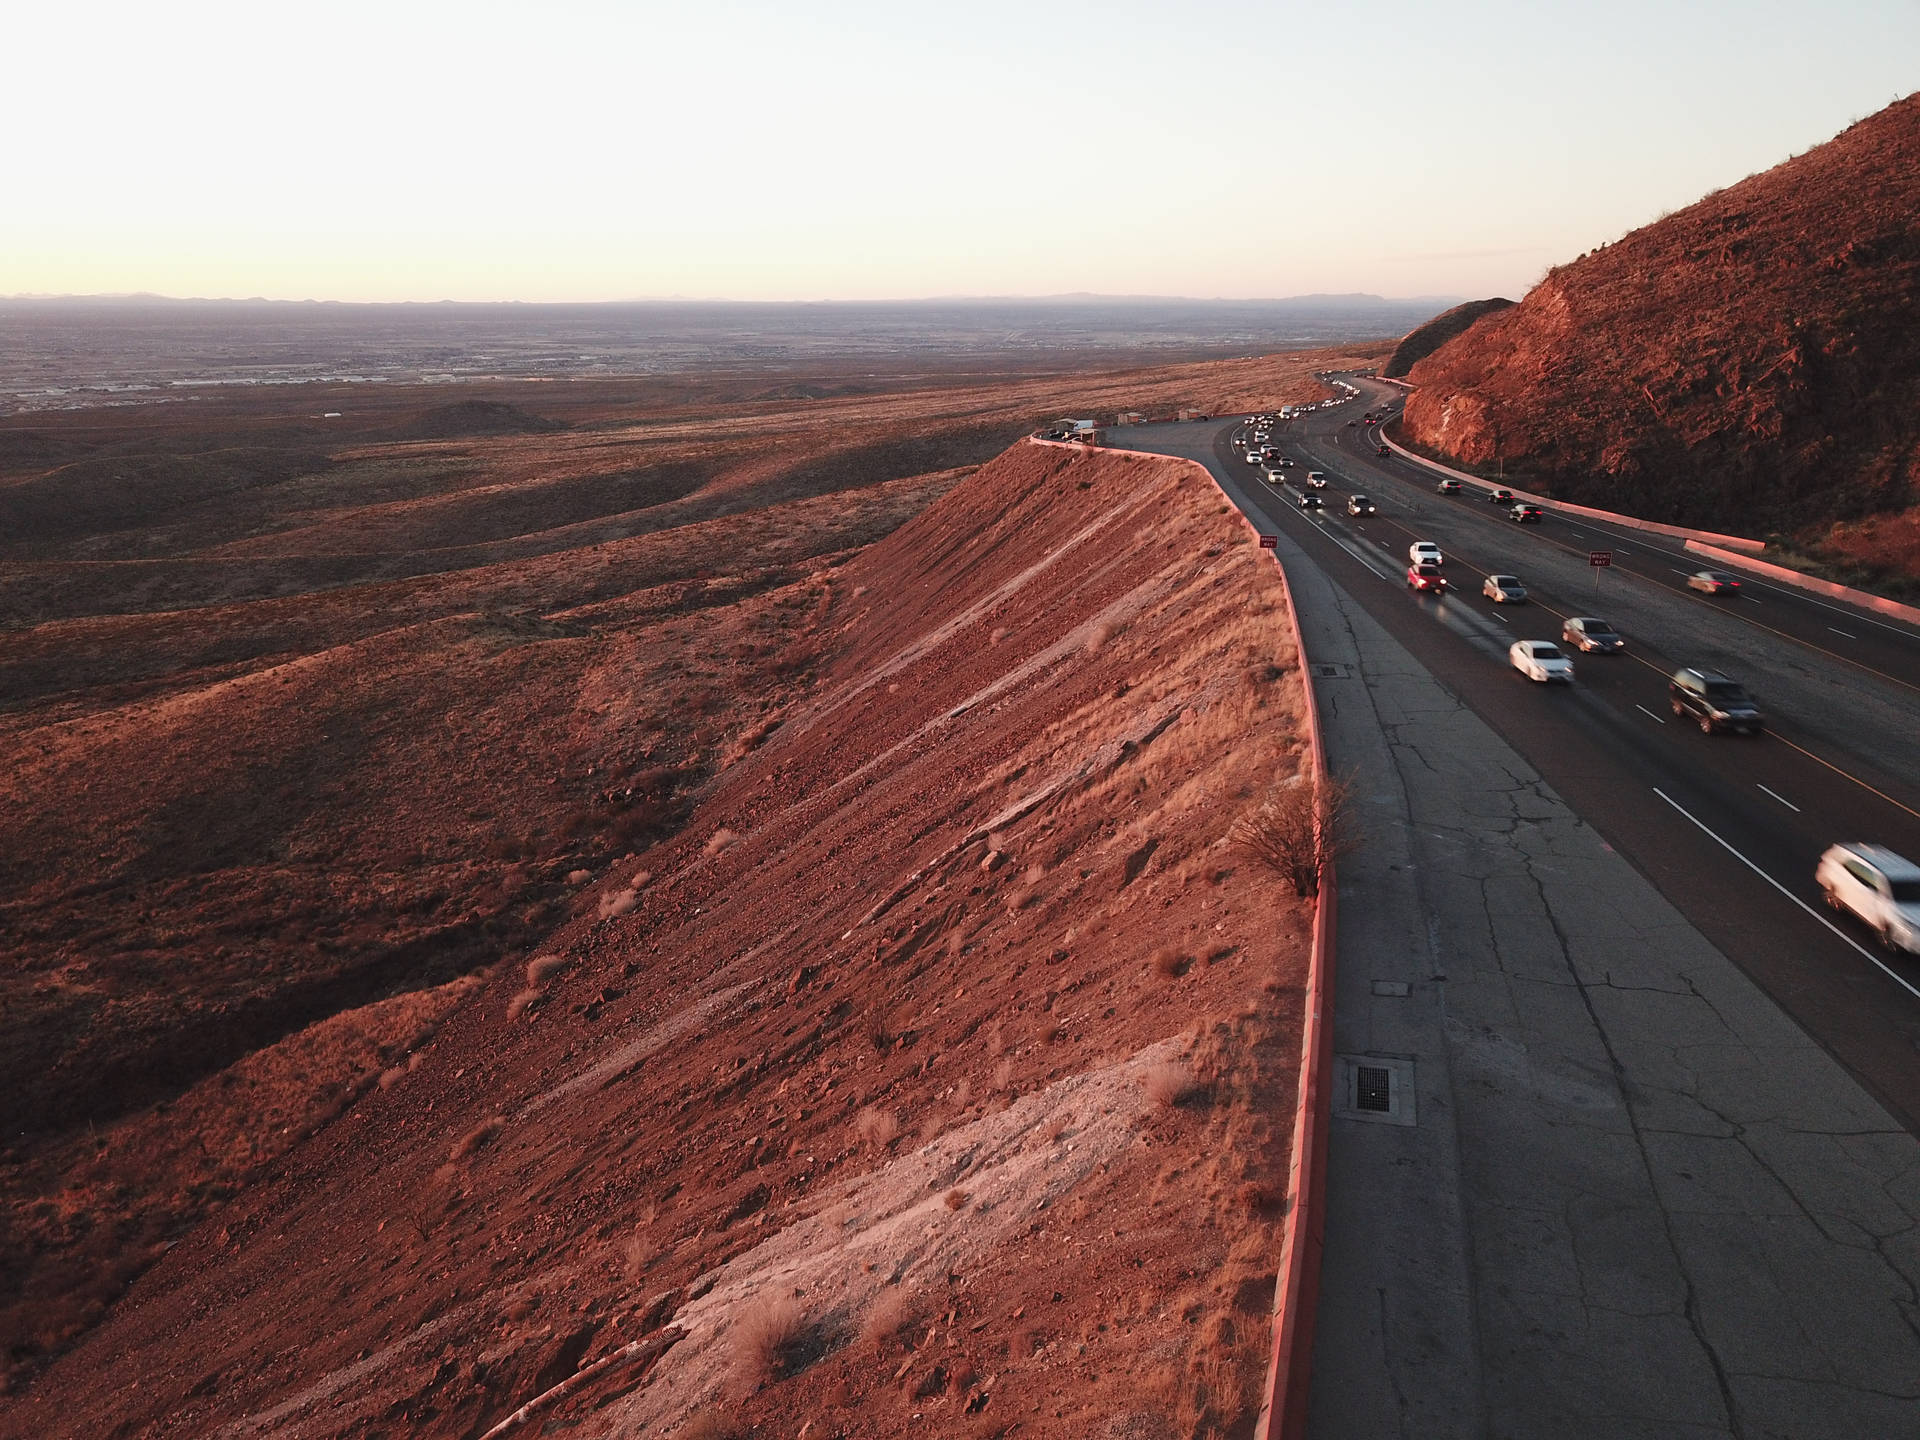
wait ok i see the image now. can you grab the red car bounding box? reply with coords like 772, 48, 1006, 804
1407, 563, 1448, 593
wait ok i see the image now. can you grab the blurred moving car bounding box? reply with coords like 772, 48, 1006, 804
1510, 640, 1573, 683
1305, 471, 1328, 488
1561, 617, 1624, 653
1407, 563, 1447, 593
1409, 541, 1443, 566
1376, 444, 1391, 456
1488, 488, 1515, 504
1436, 479, 1463, 495
1816, 844, 1920, 953
1668, 666, 1764, 734
1687, 570, 1742, 595
1509, 503, 1544, 523
1482, 575, 1528, 603
1346, 494, 1376, 516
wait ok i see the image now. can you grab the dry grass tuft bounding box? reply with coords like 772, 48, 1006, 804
855, 1106, 901, 1151
1235, 1180, 1282, 1214
1143, 1062, 1199, 1108
989, 626, 1009, 645
565, 868, 593, 886
1086, 620, 1117, 653
944, 1187, 970, 1211
1231, 770, 1360, 899
705, 827, 742, 856
620, 1227, 657, 1279
505, 988, 540, 1022
1150, 946, 1188, 979
861, 1286, 914, 1351
526, 953, 569, 988
449, 1115, 506, 1160
597, 888, 639, 920
734, 1292, 804, 1384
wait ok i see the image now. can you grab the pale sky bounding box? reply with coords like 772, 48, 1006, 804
5, 0, 1915, 304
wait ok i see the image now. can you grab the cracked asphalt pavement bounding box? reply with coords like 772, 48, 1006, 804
1115, 418, 1920, 1440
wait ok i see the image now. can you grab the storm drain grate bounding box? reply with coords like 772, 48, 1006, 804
1334, 1054, 1416, 1126
1312, 663, 1347, 679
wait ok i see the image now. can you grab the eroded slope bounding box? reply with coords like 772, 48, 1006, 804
6, 443, 1313, 1439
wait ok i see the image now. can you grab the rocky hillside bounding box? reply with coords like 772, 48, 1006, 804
1381, 298, 1512, 378
5, 441, 1314, 1439
1403, 93, 1920, 539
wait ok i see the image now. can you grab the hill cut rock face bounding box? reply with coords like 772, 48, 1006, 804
1403, 93, 1920, 535
8, 442, 1313, 1440
1382, 298, 1513, 378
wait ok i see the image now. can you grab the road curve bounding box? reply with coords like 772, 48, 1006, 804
1111, 396, 1920, 1440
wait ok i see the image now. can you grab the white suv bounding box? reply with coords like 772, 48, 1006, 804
1816, 843, 1920, 953
1408, 541, 1443, 567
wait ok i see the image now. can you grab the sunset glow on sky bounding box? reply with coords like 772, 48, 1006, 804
7, 0, 1917, 303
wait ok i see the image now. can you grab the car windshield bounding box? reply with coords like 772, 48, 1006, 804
1583, 621, 1615, 634
1704, 682, 1748, 702
1891, 879, 1920, 903
1532, 644, 1562, 658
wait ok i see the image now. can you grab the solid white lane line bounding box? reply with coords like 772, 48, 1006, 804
1829, 627, 1856, 639
1490, 611, 1508, 624
1635, 704, 1667, 724
1757, 784, 1800, 812
1653, 787, 1920, 1001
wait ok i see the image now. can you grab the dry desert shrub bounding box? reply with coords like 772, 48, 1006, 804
1150, 945, 1188, 979
943, 1188, 970, 1211
620, 1227, 657, 1279
734, 1292, 804, 1384
1231, 770, 1360, 899
704, 827, 742, 855
597, 887, 639, 920
449, 1115, 505, 1160
1144, 1062, 1199, 1109
526, 953, 569, 988
860, 1286, 914, 1351
1085, 619, 1117, 653
565, 868, 593, 885
505, 988, 540, 1022
855, 1106, 901, 1151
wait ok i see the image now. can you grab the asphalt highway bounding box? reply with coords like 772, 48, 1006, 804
1112, 392, 1920, 1436
1220, 381, 1920, 1133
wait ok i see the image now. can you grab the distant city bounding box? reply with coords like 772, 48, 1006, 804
0, 294, 1456, 413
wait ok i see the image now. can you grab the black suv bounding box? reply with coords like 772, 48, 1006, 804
1668, 667, 1765, 735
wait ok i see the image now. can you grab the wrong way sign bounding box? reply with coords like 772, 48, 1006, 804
1589, 551, 1612, 567
1258, 535, 1278, 550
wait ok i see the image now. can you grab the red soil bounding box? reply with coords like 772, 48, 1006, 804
6, 441, 1314, 1439
1401, 93, 1920, 559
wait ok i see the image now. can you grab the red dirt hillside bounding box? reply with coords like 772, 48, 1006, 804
1402, 93, 1920, 542
5, 441, 1315, 1440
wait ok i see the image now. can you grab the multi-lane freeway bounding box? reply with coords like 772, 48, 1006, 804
1234, 381, 1920, 1129
1114, 385, 1920, 1438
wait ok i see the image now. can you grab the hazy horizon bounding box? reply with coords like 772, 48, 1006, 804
8, 1, 1918, 305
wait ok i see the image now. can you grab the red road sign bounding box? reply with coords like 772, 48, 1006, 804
1258, 535, 1278, 550
1589, 551, 1613, 567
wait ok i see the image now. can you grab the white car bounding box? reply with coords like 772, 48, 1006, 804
1817, 844, 1920, 953
1305, 471, 1328, 488
1510, 640, 1573, 683
1409, 541, 1443, 567
1244, 450, 1265, 464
